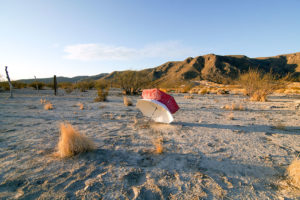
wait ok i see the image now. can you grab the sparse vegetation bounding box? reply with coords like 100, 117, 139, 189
58, 82, 74, 94
154, 137, 164, 154
12, 81, 27, 89
123, 96, 133, 106
184, 95, 194, 99
74, 80, 95, 92
198, 88, 209, 95
40, 98, 46, 104
56, 123, 95, 158
44, 102, 53, 110
227, 112, 234, 120
224, 103, 244, 111
287, 158, 300, 188
29, 81, 45, 90
238, 69, 282, 102
273, 122, 286, 130
94, 79, 109, 102
113, 70, 151, 95
77, 103, 84, 110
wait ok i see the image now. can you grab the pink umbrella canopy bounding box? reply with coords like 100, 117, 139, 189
141, 88, 180, 114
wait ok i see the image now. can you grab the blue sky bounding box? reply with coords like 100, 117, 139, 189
0, 0, 300, 80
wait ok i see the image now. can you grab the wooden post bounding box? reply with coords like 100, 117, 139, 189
34, 76, 39, 93
5, 66, 13, 98
54, 75, 57, 95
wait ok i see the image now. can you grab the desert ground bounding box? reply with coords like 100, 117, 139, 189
0, 88, 300, 199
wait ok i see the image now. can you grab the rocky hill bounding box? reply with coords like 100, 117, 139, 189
104, 52, 300, 84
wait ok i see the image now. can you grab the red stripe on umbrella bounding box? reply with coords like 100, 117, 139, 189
141, 88, 180, 114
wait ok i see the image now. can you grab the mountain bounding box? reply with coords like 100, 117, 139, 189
17, 52, 300, 85
18, 73, 108, 84
103, 52, 300, 84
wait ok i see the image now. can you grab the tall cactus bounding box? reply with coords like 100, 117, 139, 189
54, 75, 57, 95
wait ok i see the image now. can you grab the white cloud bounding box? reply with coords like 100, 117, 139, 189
63, 41, 195, 61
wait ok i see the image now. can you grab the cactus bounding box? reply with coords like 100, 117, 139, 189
54, 75, 57, 95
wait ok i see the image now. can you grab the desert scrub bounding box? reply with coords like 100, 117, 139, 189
287, 158, 300, 188
238, 69, 282, 102
77, 102, 84, 110
59, 82, 74, 94
44, 102, 53, 110
56, 123, 95, 158
184, 95, 194, 99
94, 79, 109, 102
223, 103, 244, 111
123, 96, 133, 106
29, 81, 45, 90
199, 88, 209, 95
74, 80, 95, 92
154, 137, 164, 154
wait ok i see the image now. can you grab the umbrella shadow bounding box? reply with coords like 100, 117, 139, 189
173, 122, 300, 135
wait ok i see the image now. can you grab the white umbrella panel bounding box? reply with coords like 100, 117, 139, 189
136, 99, 174, 124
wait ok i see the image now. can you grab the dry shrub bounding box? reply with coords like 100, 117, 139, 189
44, 102, 53, 110
184, 95, 194, 99
227, 112, 234, 120
272, 122, 286, 130
224, 103, 244, 111
217, 89, 229, 95
238, 69, 283, 102
40, 98, 46, 104
94, 80, 109, 102
123, 96, 133, 106
74, 80, 95, 92
287, 158, 300, 188
198, 88, 209, 95
94, 88, 109, 102
56, 123, 95, 158
154, 137, 164, 154
77, 103, 84, 110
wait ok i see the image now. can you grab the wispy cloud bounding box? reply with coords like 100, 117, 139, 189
63, 41, 195, 61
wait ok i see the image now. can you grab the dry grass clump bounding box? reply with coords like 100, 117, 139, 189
184, 95, 194, 99
217, 89, 229, 95
77, 102, 84, 110
198, 88, 209, 95
227, 112, 234, 120
123, 96, 133, 106
40, 98, 46, 104
238, 69, 283, 102
44, 102, 53, 110
94, 88, 109, 102
287, 158, 300, 188
272, 122, 286, 130
224, 103, 244, 111
154, 137, 164, 154
56, 123, 95, 158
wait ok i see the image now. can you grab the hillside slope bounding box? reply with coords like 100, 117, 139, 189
103, 52, 300, 84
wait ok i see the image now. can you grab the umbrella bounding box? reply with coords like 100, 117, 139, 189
136, 89, 179, 123
141, 89, 179, 114
136, 99, 174, 123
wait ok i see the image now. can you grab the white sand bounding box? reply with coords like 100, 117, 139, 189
0, 88, 299, 199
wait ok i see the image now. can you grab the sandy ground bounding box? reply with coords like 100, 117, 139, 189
0, 88, 300, 199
